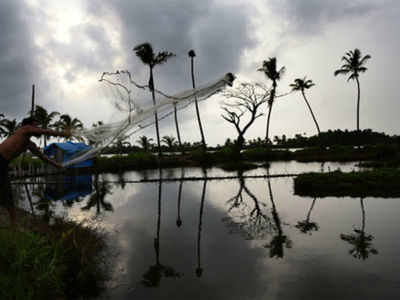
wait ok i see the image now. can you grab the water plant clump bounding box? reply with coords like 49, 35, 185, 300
0, 214, 109, 300
294, 169, 400, 198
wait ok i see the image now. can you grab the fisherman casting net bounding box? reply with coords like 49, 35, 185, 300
62, 72, 235, 167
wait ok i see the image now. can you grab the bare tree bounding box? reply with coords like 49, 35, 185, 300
221, 82, 269, 155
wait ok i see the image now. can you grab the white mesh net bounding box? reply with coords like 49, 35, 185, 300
62, 72, 235, 167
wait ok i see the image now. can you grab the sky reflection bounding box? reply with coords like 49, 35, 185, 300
17, 166, 400, 299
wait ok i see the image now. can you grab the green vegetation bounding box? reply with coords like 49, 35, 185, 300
0, 215, 108, 300
10, 142, 400, 176
294, 169, 400, 198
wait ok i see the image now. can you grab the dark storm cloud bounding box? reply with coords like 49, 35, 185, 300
270, 0, 380, 36
44, 24, 118, 82
88, 0, 256, 92
0, 1, 42, 118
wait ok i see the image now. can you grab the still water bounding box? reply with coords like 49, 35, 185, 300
20, 162, 400, 299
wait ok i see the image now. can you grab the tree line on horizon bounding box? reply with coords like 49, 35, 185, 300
0, 45, 379, 154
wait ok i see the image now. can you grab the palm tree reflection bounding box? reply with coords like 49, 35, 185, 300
176, 168, 185, 228
295, 198, 319, 234
340, 198, 378, 260
142, 169, 181, 287
81, 174, 113, 217
116, 170, 127, 190
264, 169, 292, 258
196, 168, 208, 277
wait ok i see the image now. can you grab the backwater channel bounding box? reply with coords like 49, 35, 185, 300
16, 161, 400, 299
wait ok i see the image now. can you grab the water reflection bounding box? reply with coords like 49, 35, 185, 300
13, 166, 400, 299
176, 168, 184, 228
223, 169, 271, 240
295, 197, 319, 234
222, 168, 292, 258
340, 198, 378, 260
196, 168, 207, 277
81, 173, 114, 217
264, 168, 292, 258
142, 169, 182, 287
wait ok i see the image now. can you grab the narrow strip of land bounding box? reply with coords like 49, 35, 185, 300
11, 173, 299, 185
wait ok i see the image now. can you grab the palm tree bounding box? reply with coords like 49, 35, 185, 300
258, 57, 286, 143
0, 114, 7, 137
112, 135, 131, 154
34, 105, 60, 147
334, 48, 371, 132
133, 42, 175, 156
188, 49, 207, 151
136, 135, 154, 152
290, 77, 321, 135
1, 118, 18, 137
161, 135, 176, 150
54, 114, 83, 141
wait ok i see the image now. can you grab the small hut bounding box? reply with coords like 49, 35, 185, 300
44, 141, 93, 168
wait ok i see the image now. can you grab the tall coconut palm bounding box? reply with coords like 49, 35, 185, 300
133, 42, 175, 156
290, 77, 320, 135
54, 114, 83, 141
34, 105, 60, 147
334, 48, 371, 132
257, 57, 286, 143
188, 49, 207, 151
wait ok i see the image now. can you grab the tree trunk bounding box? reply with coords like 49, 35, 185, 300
265, 102, 273, 143
191, 57, 206, 151
266, 83, 276, 143
356, 76, 361, 132
149, 67, 162, 156
301, 91, 321, 135
173, 103, 183, 154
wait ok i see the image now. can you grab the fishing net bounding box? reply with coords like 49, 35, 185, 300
62, 72, 235, 167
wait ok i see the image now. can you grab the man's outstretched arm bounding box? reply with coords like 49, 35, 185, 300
27, 142, 63, 169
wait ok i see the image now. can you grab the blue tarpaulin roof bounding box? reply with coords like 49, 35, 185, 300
44, 142, 93, 168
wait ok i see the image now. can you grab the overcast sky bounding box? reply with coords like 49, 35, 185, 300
1, 0, 398, 146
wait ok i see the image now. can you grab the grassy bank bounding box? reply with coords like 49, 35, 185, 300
0, 211, 108, 300
294, 169, 400, 198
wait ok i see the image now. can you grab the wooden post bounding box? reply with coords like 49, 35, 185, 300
31, 84, 35, 117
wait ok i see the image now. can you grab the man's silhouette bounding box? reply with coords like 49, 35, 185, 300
0, 117, 71, 225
